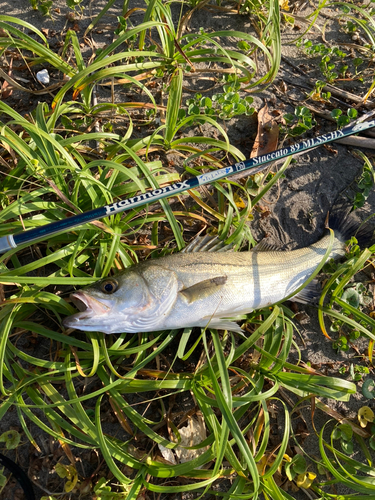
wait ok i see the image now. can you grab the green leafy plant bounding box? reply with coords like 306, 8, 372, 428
284, 454, 307, 482
283, 106, 317, 137
0, 1, 375, 498
332, 423, 354, 454
352, 155, 375, 209
0, 430, 21, 450
309, 80, 332, 101
297, 36, 368, 84
363, 378, 375, 399
319, 242, 375, 359
331, 107, 358, 128
186, 86, 254, 121
28, 0, 53, 17
65, 0, 84, 14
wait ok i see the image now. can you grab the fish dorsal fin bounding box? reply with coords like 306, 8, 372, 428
252, 240, 282, 252
179, 276, 227, 304
181, 235, 233, 253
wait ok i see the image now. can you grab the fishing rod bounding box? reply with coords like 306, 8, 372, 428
1, 112, 375, 254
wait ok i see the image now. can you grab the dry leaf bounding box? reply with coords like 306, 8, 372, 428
296, 472, 316, 488
0, 58, 13, 99
251, 104, 279, 158
233, 192, 246, 209
358, 406, 374, 427
44, 178, 78, 212
0, 79, 12, 99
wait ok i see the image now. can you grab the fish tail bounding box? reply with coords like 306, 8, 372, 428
328, 203, 374, 248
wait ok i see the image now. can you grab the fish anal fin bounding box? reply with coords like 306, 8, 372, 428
291, 279, 321, 304
180, 276, 227, 304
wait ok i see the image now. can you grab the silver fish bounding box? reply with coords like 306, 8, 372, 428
63, 212, 365, 334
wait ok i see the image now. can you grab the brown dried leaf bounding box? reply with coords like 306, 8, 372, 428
0, 80, 13, 99
0, 58, 13, 99
108, 396, 134, 435
90, 220, 113, 233
251, 104, 279, 158
44, 178, 78, 212
316, 399, 370, 437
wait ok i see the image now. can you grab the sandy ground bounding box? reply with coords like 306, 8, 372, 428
1, 0, 375, 498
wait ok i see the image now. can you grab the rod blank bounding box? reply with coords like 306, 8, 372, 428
1, 114, 375, 254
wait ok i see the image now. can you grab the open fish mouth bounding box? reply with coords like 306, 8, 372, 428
63, 291, 110, 326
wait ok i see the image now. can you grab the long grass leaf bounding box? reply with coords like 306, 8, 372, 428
203, 334, 260, 492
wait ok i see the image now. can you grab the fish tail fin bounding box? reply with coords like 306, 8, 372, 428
328, 203, 374, 248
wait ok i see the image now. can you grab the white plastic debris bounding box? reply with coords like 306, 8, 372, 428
36, 69, 50, 85
158, 415, 208, 467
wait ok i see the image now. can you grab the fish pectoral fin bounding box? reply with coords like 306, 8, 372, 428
179, 276, 227, 304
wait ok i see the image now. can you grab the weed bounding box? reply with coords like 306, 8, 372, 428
309, 80, 332, 101
29, 0, 83, 16
28, 0, 53, 17
297, 38, 367, 83
283, 106, 316, 137
65, 0, 84, 14
332, 423, 353, 454
352, 155, 375, 210
284, 454, 307, 482
0, 2, 374, 499
185, 85, 255, 121
339, 364, 370, 382
331, 107, 358, 128
362, 378, 375, 398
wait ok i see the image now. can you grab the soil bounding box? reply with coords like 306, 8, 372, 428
1, 0, 375, 498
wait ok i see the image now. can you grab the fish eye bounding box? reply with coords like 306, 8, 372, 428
101, 279, 118, 294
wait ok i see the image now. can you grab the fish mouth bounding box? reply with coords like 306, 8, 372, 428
63, 291, 110, 327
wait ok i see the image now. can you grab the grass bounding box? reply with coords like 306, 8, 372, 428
0, 0, 375, 498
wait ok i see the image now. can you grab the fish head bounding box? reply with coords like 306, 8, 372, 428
63, 270, 153, 334
63, 265, 179, 334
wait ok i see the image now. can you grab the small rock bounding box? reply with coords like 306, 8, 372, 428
36, 69, 50, 85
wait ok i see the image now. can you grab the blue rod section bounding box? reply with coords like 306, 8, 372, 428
1, 113, 375, 254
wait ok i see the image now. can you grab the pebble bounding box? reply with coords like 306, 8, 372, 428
36, 69, 50, 85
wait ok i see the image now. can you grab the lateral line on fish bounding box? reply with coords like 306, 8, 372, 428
63, 210, 374, 334
1, 110, 375, 254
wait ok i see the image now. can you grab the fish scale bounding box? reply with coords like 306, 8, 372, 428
148, 235, 346, 332
63, 221, 354, 334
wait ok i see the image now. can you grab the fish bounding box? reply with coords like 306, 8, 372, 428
63, 209, 372, 334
